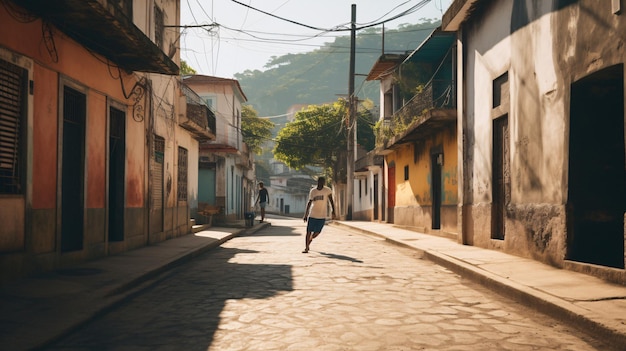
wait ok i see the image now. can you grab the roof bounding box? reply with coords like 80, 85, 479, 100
366, 27, 455, 81
403, 28, 455, 64
183, 75, 248, 102
365, 53, 407, 81
442, 0, 485, 31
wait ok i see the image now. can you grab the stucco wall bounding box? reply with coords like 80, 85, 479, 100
352, 167, 384, 222
0, 1, 190, 281
459, 0, 626, 272
386, 124, 458, 233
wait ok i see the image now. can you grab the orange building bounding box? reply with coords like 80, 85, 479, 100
0, 0, 196, 282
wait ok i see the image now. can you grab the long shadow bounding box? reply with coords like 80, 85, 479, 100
49, 245, 293, 350
241, 219, 302, 237
318, 251, 364, 263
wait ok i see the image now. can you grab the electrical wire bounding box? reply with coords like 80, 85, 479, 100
229, 0, 432, 32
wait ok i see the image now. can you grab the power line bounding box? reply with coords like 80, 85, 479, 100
230, 0, 432, 32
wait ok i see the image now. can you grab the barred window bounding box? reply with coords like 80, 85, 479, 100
0, 59, 27, 194
177, 146, 188, 201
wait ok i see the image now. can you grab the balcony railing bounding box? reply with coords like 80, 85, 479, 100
15, 0, 178, 74
376, 79, 455, 147
180, 84, 216, 141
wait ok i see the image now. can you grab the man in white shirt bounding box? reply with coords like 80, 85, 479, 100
302, 177, 336, 253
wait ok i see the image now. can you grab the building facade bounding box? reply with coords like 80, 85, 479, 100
183, 75, 255, 222
443, 0, 626, 283
368, 29, 459, 237
0, 0, 207, 282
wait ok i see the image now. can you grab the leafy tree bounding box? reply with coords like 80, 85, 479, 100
273, 99, 376, 180
241, 104, 274, 155
180, 60, 197, 75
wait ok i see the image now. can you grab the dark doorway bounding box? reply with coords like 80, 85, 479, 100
108, 106, 125, 242
431, 152, 442, 229
61, 86, 86, 252
567, 64, 625, 268
373, 175, 379, 220
492, 115, 509, 240
387, 165, 395, 223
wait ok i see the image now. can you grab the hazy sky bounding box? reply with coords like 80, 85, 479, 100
179, 0, 453, 78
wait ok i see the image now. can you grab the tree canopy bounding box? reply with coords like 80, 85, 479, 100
180, 60, 197, 75
241, 104, 274, 155
273, 99, 376, 177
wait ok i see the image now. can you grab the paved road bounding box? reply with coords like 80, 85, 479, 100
49, 217, 614, 351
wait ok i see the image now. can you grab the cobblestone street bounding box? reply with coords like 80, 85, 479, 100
49, 217, 614, 351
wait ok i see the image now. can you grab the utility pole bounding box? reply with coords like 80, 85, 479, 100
346, 4, 356, 220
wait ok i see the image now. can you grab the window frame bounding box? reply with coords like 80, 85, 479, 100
177, 146, 188, 202
0, 49, 33, 197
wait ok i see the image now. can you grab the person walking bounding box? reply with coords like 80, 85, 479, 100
302, 176, 336, 253
254, 182, 269, 223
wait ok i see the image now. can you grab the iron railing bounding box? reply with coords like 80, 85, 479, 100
376, 79, 454, 147
181, 83, 216, 135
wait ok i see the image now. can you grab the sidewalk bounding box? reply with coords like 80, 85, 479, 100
331, 221, 626, 349
0, 223, 269, 351
2, 219, 626, 350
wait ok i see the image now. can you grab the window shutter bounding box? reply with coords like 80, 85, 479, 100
0, 59, 26, 194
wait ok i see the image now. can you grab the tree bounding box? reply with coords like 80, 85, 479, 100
273, 99, 376, 181
241, 104, 274, 155
180, 60, 197, 75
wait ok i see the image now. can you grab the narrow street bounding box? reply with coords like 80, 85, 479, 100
49, 217, 613, 351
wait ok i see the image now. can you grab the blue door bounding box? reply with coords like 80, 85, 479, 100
198, 168, 216, 205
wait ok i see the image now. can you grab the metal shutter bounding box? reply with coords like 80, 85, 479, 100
152, 135, 164, 209
0, 59, 26, 194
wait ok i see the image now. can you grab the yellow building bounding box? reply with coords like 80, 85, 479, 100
368, 29, 459, 237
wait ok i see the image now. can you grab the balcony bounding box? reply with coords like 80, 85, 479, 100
180, 84, 216, 141
355, 150, 384, 172
13, 0, 178, 75
235, 143, 253, 170
375, 79, 456, 152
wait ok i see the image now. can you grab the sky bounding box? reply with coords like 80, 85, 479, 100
179, 0, 453, 79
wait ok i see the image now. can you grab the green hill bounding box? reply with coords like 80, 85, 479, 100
235, 20, 441, 118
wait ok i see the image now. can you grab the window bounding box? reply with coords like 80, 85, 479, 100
177, 147, 188, 201
154, 5, 164, 50
404, 165, 409, 180
202, 96, 214, 110
152, 135, 165, 210
359, 179, 362, 198
0, 59, 27, 194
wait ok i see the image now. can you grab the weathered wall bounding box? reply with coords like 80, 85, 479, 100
460, 0, 626, 276
386, 124, 458, 234
0, 1, 188, 281
353, 167, 384, 222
